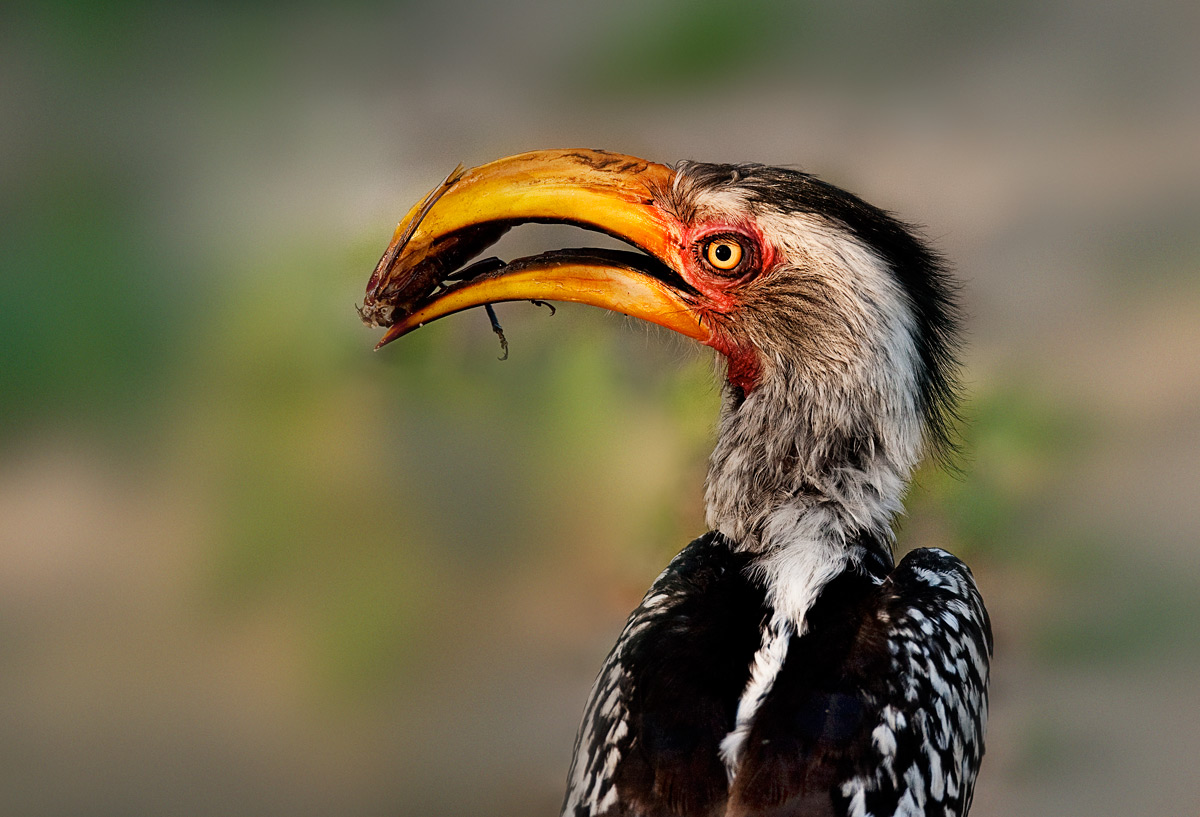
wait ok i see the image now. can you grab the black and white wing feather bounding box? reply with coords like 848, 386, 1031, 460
562, 539, 992, 817
562, 532, 766, 817
724, 547, 991, 817
832, 547, 992, 817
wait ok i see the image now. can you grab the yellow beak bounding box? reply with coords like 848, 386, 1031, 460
361, 149, 712, 349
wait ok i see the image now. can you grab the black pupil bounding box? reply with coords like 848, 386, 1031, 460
714, 243, 732, 263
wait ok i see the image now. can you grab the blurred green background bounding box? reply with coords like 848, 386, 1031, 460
2, 1, 1198, 814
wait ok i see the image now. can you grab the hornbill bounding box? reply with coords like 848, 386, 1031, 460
360, 149, 992, 817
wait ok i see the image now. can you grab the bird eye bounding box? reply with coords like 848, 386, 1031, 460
703, 237, 744, 272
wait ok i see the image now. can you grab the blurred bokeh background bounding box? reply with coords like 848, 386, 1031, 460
3, 0, 1198, 814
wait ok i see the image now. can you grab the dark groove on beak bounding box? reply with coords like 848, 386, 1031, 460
418, 246, 697, 316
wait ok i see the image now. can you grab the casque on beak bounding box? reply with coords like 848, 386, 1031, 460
360, 149, 713, 350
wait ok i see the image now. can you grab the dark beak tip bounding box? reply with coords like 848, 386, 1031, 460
373, 322, 408, 350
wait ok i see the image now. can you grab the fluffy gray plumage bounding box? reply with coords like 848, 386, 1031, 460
658, 164, 961, 614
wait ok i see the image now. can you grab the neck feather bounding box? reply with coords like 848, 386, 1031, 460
704, 365, 921, 622
704, 362, 920, 544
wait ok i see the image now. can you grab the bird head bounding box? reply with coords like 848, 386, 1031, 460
362, 149, 959, 556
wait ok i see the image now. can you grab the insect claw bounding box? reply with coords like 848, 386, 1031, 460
485, 303, 509, 360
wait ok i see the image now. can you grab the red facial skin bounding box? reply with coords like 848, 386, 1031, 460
674, 219, 776, 395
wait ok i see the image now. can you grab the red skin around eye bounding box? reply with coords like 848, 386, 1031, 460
676, 219, 776, 394
681, 220, 776, 294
